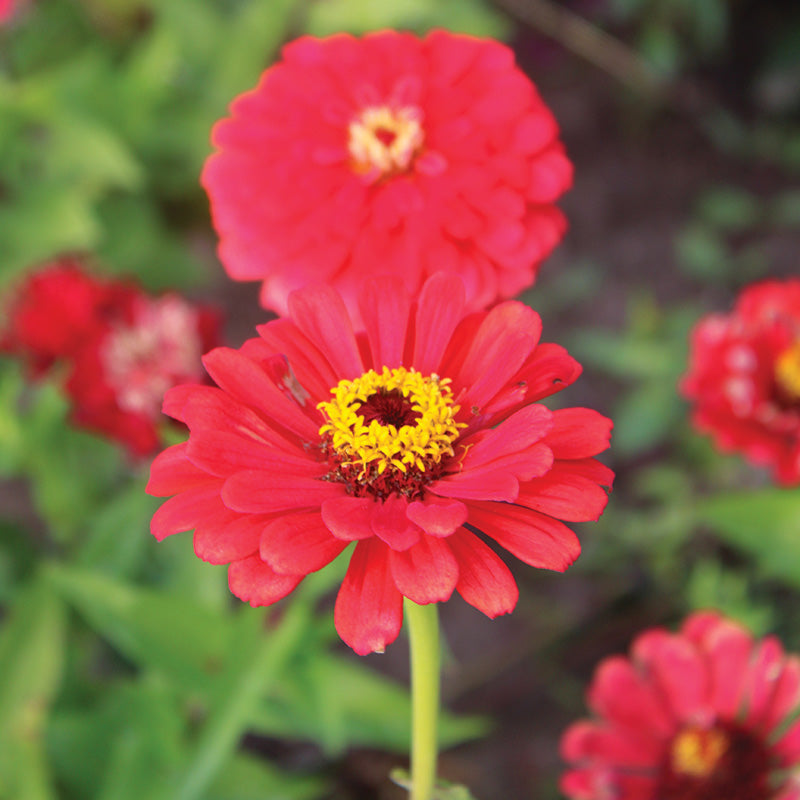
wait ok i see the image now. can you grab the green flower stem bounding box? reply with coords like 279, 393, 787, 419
176, 599, 309, 800
405, 599, 441, 800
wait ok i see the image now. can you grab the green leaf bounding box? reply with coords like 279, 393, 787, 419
47, 565, 231, 693
208, 754, 326, 800
252, 654, 488, 755
0, 578, 65, 800
611, 382, 685, 457
675, 224, 729, 281
696, 490, 800, 588
305, 0, 511, 38
49, 680, 185, 800
391, 770, 482, 800
696, 187, 759, 230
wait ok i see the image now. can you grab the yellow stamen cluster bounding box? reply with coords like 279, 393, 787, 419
775, 341, 800, 401
348, 105, 424, 177
318, 367, 464, 486
671, 726, 729, 778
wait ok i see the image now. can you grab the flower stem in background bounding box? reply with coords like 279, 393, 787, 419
405, 599, 441, 800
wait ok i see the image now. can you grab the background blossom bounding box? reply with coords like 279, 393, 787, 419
2, 260, 220, 456
148, 273, 612, 655
681, 279, 800, 485
202, 30, 572, 321
561, 611, 800, 800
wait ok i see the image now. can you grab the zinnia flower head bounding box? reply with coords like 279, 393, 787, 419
1, 260, 220, 457
202, 30, 572, 321
561, 611, 800, 800
147, 273, 612, 655
681, 279, 800, 485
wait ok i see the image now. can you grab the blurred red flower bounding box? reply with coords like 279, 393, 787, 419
148, 273, 612, 655
1, 258, 128, 375
561, 611, 800, 800
2, 260, 220, 456
202, 30, 572, 322
681, 279, 800, 485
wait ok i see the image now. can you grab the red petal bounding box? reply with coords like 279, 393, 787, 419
334, 539, 404, 655
631, 630, 712, 726
202, 347, 320, 440
181, 385, 298, 453
321, 495, 376, 540
561, 720, 662, 767
389, 535, 458, 604
370, 495, 421, 551
411, 273, 466, 375
690, 615, 753, 720
516, 459, 613, 522
544, 408, 613, 459
455, 301, 542, 412
743, 637, 786, 728
193, 514, 265, 565
466, 501, 581, 571
358, 276, 410, 369
147, 442, 215, 496
255, 319, 338, 402
448, 528, 518, 618
260, 511, 346, 575
459, 404, 553, 470
221, 467, 338, 513
517, 343, 583, 403
227, 554, 303, 606
162, 384, 199, 423
406, 497, 467, 537
288, 284, 363, 379
150, 486, 225, 541
588, 656, 676, 738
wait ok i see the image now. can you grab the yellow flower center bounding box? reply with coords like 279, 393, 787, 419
775, 340, 800, 401
670, 726, 729, 778
348, 105, 424, 177
318, 367, 464, 499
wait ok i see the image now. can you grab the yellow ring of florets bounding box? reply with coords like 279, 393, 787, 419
776, 340, 800, 401
318, 366, 465, 481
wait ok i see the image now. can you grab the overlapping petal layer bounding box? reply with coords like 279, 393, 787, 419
561, 611, 800, 800
202, 30, 572, 321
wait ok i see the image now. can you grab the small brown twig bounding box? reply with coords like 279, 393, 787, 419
493, 0, 666, 100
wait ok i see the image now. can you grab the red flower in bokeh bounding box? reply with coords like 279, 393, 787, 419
1, 258, 129, 375
148, 273, 612, 655
681, 279, 800, 485
202, 30, 571, 321
561, 611, 800, 800
66, 292, 220, 457
2, 260, 220, 456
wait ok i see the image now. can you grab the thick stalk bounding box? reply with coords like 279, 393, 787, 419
405, 599, 441, 800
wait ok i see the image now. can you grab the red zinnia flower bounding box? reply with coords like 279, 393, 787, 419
681, 279, 800, 485
202, 30, 572, 321
561, 611, 800, 800
2, 260, 220, 456
147, 273, 612, 655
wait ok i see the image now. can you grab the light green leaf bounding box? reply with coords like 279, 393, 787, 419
208, 754, 326, 800
696, 490, 800, 588
46, 565, 230, 692
305, 0, 511, 38
252, 653, 488, 755
0, 578, 65, 800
